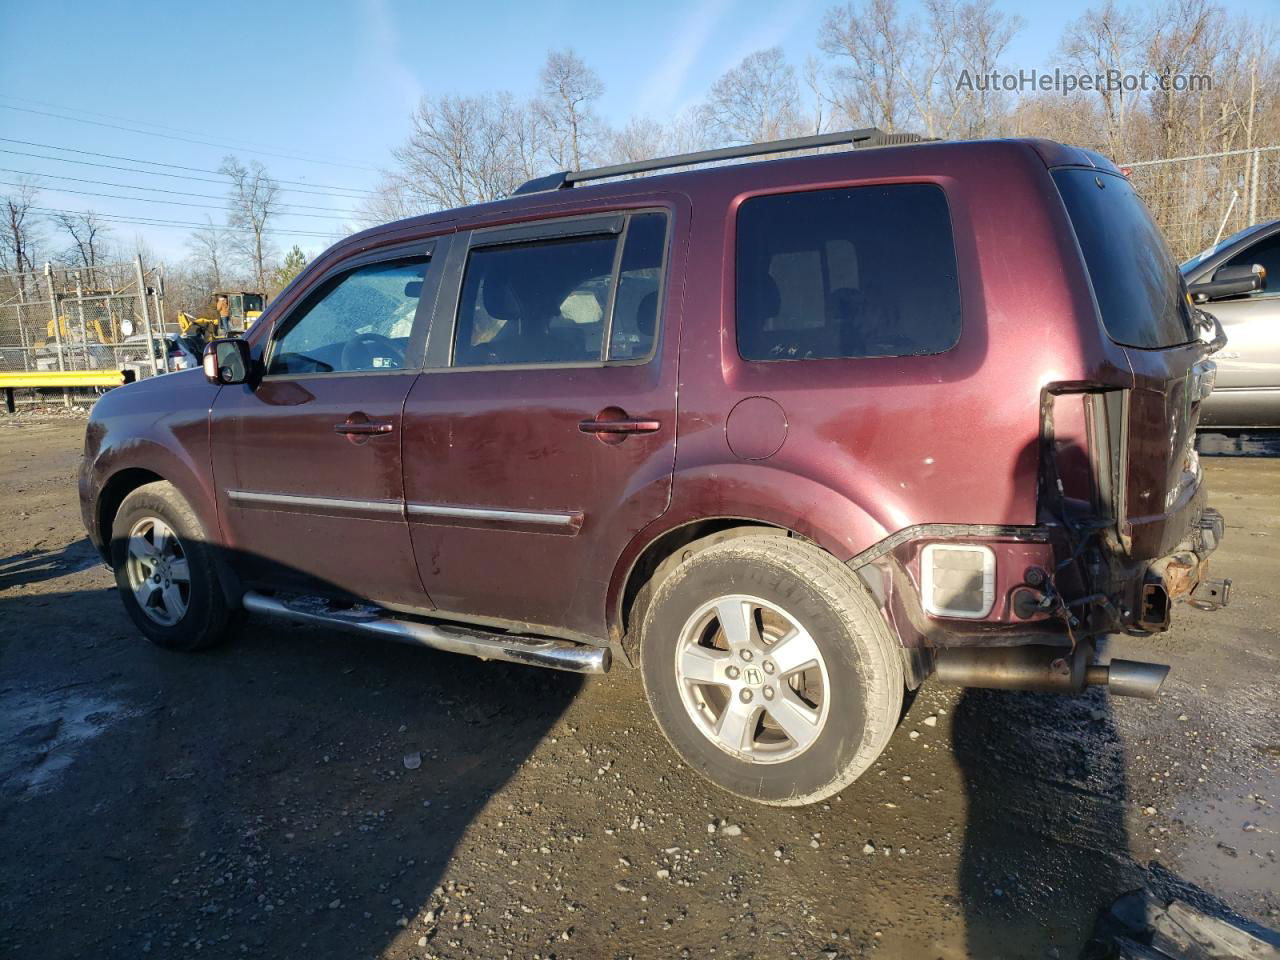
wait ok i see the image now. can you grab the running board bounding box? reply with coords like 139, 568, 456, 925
241, 591, 611, 675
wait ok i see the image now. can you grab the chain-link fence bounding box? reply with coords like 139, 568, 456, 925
1123, 146, 1280, 262
0, 258, 177, 408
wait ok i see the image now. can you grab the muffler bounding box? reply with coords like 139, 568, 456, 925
242, 591, 611, 674
934, 642, 1168, 698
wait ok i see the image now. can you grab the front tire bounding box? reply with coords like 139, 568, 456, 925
110, 481, 235, 651
639, 534, 903, 806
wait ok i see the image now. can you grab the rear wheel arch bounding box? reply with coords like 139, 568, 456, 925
614, 519, 794, 663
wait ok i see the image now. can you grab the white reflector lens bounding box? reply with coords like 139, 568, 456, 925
921, 543, 996, 619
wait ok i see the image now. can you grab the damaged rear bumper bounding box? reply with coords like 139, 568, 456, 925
1136, 506, 1230, 631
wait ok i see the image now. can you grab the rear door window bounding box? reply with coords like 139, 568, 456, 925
1054, 169, 1197, 349
735, 184, 962, 361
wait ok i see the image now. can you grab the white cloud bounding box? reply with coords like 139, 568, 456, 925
632, 0, 734, 116
361, 0, 425, 114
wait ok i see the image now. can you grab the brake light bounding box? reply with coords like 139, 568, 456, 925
1040, 387, 1128, 542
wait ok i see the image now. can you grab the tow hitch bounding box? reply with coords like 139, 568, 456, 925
1136, 507, 1230, 629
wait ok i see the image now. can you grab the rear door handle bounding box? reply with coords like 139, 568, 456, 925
334, 422, 394, 435
578, 418, 661, 435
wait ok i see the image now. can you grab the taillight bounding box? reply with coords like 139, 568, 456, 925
1040, 387, 1128, 538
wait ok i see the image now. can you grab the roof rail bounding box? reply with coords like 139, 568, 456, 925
512, 127, 927, 195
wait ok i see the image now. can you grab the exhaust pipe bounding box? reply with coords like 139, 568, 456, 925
1085, 660, 1169, 698
242, 591, 611, 675
934, 642, 1168, 698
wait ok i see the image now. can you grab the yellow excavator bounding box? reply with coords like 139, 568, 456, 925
215, 291, 265, 333
38, 311, 122, 348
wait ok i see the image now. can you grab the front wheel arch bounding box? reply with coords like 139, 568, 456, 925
96, 467, 165, 554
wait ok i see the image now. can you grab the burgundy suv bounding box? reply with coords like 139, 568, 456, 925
80, 130, 1229, 806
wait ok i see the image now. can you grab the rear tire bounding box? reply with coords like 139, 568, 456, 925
110, 481, 236, 651
639, 534, 903, 806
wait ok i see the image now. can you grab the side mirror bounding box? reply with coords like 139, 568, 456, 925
1189, 263, 1266, 302
203, 337, 252, 385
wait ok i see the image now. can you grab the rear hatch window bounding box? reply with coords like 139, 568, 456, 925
1053, 168, 1197, 349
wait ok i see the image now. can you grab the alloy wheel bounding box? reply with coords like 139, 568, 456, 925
673, 594, 831, 764
124, 516, 191, 626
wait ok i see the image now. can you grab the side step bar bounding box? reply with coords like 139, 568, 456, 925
934, 641, 1169, 698
241, 591, 611, 675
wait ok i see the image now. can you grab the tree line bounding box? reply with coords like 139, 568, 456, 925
365, 0, 1278, 221
1, 155, 311, 319
4, 0, 1275, 318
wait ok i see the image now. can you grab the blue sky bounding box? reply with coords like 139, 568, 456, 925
0, 0, 1257, 262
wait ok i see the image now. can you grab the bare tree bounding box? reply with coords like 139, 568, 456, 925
187, 217, 231, 294
819, 0, 1021, 137
1, 180, 44, 355
1060, 0, 1149, 157
819, 0, 912, 130
1, 180, 42, 278
538, 49, 604, 170
220, 156, 280, 292
949, 0, 1023, 137
53, 210, 111, 283
701, 48, 805, 144
377, 92, 548, 216
606, 116, 674, 166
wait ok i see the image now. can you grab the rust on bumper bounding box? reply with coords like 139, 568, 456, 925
1137, 507, 1229, 630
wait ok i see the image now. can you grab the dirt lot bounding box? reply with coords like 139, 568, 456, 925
1, 415, 1276, 959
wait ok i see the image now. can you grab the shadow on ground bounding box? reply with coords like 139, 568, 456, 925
955, 679, 1144, 955
0, 538, 103, 592
0, 584, 582, 959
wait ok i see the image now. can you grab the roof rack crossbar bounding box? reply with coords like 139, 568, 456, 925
513, 127, 894, 195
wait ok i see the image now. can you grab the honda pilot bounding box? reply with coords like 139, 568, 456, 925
80, 130, 1229, 806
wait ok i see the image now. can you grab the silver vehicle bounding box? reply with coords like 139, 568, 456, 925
118, 333, 203, 379
1182, 219, 1280, 428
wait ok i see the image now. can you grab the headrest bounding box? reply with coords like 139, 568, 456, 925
481, 275, 521, 321
756, 273, 781, 319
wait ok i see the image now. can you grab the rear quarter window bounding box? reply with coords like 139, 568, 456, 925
1053, 169, 1197, 349
735, 183, 962, 361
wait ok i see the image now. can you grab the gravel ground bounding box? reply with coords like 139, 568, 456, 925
0, 414, 1276, 960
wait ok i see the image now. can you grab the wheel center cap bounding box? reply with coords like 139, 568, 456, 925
743, 666, 763, 686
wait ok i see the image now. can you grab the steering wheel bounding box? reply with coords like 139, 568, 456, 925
340, 332, 404, 370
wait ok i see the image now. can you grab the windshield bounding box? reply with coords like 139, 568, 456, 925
1180, 222, 1270, 272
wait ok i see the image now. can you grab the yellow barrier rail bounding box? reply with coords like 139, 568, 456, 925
0, 368, 133, 412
